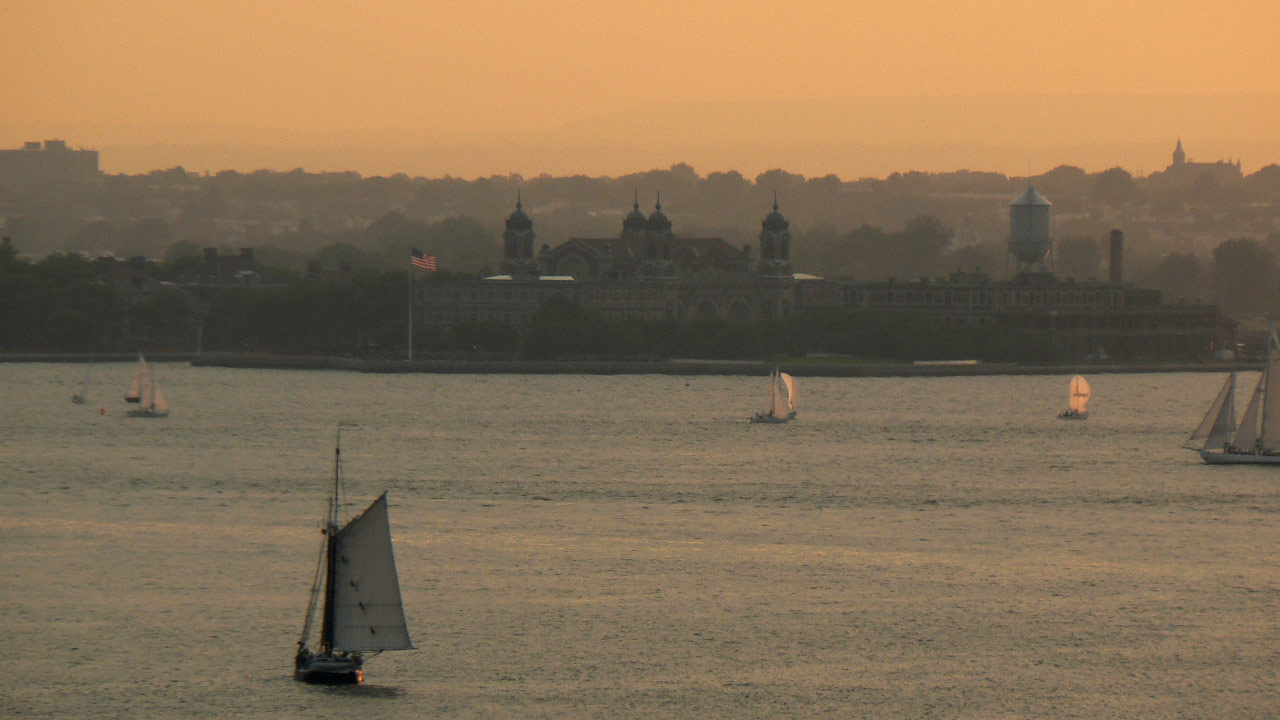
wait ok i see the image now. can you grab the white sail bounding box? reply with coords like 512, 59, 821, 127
772, 370, 783, 415
1258, 333, 1280, 451
125, 356, 143, 402
330, 494, 412, 652
1189, 372, 1236, 447
760, 368, 779, 416
779, 373, 797, 413
1232, 376, 1264, 450
138, 359, 154, 409
1067, 375, 1091, 414
153, 385, 168, 414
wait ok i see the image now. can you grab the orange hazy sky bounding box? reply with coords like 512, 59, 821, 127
4, 0, 1279, 178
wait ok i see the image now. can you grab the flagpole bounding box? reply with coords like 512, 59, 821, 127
407, 264, 414, 362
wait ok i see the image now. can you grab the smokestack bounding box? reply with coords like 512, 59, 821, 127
1109, 229, 1124, 283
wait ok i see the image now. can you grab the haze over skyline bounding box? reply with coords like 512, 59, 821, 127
5, 1, 1280, 178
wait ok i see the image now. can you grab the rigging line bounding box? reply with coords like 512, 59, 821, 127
298, 534, 327, 647
338, 452, 348, 521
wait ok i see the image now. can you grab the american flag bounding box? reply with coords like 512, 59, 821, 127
410, 247, 437, 271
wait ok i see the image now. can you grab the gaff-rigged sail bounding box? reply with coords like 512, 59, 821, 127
330, 494, 413, 652
1068, 375, 1091, 414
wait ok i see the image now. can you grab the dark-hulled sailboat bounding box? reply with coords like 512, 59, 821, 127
294, 427, 412, 683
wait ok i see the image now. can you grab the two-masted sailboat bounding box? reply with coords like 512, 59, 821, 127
1057, 375, 1091, 420
124, 355, 169, 418
295, 427, 413, 683
1186, 332, 1280, 464
750, 368, 797, 423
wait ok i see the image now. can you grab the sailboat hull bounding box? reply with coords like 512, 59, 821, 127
749, 413, 789, 424
126, 407, 169, 418
1057, 410, 1088, 420
294, 652, 363, 684
1197, 449, 1280, 465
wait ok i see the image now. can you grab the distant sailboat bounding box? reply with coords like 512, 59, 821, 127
750, 367, 792, 424
125, 355, 169, 418
1189, 330, 1280, 464
779, 372, 798, 419
72, 366, 89, 404
295, 427, 413, 684
1057, 375, 1091, 420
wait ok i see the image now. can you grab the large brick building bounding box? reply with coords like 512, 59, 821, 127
414, 191, 1234, 359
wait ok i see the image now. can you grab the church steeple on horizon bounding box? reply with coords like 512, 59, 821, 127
1173, 137, 1186, 166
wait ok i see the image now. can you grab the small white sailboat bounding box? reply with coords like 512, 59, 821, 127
1057, 375, 1091, 420
295, 427, 413, 684
750, 367, 792, 424
72, 366, 89, 404
125, 355, 169, 418
1188, 331, 1280, 464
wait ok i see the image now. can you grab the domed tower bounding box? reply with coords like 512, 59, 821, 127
758, 193, 793, 275
501, 192, 539, 276
1008, 187, 1052, 273
646, 193, 675, 261
622, 190, 648, 242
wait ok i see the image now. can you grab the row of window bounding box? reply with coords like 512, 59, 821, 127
420, 285, 667, 306
849, 288, 1123, 309
426, 309, 664, 325
421, 286, 554, 304
582, 288, 661, 304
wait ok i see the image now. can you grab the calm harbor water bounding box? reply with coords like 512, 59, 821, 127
1, 363, 1276, 718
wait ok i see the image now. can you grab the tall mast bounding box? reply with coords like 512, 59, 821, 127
1260, 325, 1275, 451
319, 427, 343, 652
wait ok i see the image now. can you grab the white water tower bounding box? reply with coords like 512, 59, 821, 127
1009, 187, 1052, 272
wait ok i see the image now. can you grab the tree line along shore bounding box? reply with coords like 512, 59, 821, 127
0, 351, 1250, 379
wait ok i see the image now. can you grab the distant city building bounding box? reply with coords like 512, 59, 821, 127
196, 247, 259, 286
1148, 138, 1243, 188
414, 189, 1234, 359
102, 255, 165, 302
0, 139, 99, 185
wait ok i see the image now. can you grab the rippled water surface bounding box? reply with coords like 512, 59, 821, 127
2, 363, 1276, 718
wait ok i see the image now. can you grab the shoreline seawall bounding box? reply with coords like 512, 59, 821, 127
0, 353, 1252, 377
